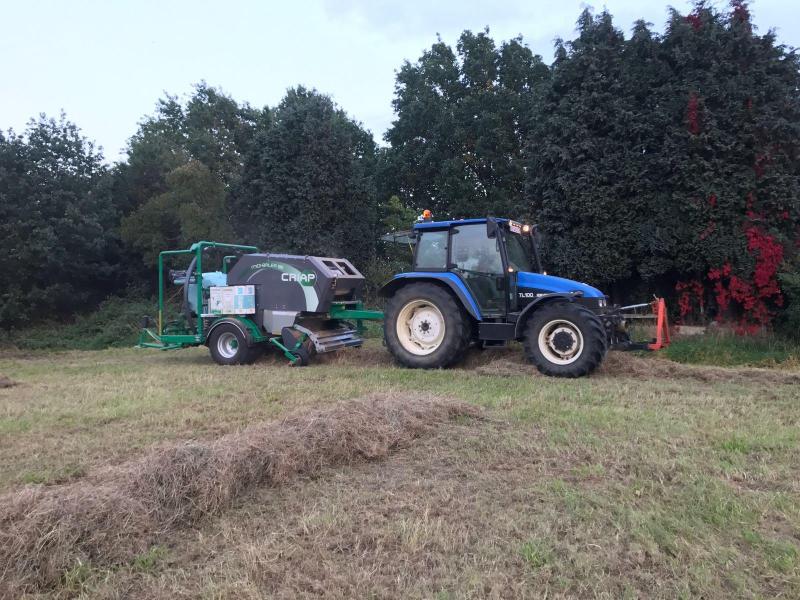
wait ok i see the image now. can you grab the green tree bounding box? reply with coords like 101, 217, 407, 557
526, 1, 799, 327
116, 83, 266, 265
384, 29, 548, 218
237, 87, 378, 266
120, 161, 233, 266
527, 10, 646, 289
649, 1, 800, 327
0, 114, 121, 327
118, 83, 264, 209
379, 195, 417, 233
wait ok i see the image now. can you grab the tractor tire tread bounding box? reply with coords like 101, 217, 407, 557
384, 282, 470, 369
523, 301, 607, 378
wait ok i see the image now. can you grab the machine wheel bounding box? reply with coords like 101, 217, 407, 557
523, 302, 607, 377
208, 323, 260, 365
384, 283, 470, 369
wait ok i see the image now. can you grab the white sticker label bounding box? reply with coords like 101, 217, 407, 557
208, 286, 255, 314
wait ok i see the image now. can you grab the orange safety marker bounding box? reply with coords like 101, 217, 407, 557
648, 298, 671, 350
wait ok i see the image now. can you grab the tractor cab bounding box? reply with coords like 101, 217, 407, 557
413, 217, 541, 319
408, 216, 604, 319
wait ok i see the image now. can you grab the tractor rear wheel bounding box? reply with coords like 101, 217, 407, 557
523, 302, 607, 377
208, 323, 261, 365
384, 283, 470, 369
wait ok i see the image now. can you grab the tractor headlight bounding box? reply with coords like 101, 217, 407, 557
599, 298, 607, 308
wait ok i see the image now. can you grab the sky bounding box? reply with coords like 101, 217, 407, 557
2, 0, 798, 162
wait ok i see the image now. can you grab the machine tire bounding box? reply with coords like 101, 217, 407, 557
523, 302, 607, 378
208, 323, 260, 365
384, 282, 470, 369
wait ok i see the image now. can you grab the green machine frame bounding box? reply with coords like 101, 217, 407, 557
138, 240, 385, 361
138, 241, 259, 350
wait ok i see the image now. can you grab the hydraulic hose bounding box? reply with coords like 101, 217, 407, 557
183, 256, 197, 332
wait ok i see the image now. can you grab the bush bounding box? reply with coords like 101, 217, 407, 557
5, 296, 155, 351
776, 269, 800, 341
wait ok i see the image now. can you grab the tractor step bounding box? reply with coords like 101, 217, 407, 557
294, 320, 364, 354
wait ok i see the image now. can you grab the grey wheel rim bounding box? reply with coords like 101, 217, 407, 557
216, 331, 239, 359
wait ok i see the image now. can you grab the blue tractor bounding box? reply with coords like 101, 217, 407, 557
379, 214, 658, 377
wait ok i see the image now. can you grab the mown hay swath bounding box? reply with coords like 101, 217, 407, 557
0, 393, 480, 594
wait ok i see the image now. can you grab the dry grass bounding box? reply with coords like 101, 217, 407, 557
465, 345, 800, 385
597, 351, 800, 385
1, 342, 799, 598
0, 393, 479, 595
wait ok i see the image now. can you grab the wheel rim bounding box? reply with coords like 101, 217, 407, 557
537, 319, 584, 365
216, 331, 239, 359
396, 299, 446, 356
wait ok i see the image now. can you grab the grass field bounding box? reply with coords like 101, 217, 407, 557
1, 340, 799, 598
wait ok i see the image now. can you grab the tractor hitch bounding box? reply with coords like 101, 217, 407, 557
606, 298, 671, 352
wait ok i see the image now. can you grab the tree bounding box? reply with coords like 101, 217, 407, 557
527, 11, 648, 289
384, 29, 548, 218
115, 82, 264, 222
653, 1, 800, 328
525, 1, 799, 326
0, 114, 121, 327
119, 160, 233, 266
236, 87, 378, 266
116, 83, 266, 269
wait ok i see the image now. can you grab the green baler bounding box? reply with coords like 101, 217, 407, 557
138, 241, 382, 365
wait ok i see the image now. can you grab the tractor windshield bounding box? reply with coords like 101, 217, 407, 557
504, 231, 537, 273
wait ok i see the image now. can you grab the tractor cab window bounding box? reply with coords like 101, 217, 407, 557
414, 230, 448, 270
450, 225, 503, 274
504, 231, 536, 273
450, 224, 505, 313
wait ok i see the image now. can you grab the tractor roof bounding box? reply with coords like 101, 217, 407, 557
413, 217, 509, 230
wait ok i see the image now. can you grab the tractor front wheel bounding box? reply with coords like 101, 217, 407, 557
384, 283, 470, 369
208, 323, 261, 365
523, 302, 607, 377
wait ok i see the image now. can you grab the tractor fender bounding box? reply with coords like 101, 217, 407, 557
379, 273, 482, 321
513, 293, 579, 338
206, 317, 257, 346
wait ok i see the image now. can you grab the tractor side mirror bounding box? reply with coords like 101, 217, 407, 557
486, 219, 499, 239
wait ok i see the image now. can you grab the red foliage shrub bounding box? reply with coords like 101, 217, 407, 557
676, 279, 705, 320
703, 223, 784, 332
685, 13, 703, 31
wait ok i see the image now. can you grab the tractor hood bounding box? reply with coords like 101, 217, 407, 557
517, 272, 604, 299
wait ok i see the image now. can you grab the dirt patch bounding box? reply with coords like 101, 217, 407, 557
0, 375, 18, 388
472, 357, 541, 378
312, 343, 395, 367
0, 393, 480, 595
596, 352, 800, 385
316, 342, 531, 373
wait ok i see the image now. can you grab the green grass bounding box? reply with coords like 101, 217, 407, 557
520, 538, 554, 569
19, 463, 87, 485
131, 546, 169, 573
1, 342, 798, 598
665, 332, 800, 367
